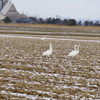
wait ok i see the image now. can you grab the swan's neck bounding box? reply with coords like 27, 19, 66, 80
50, 44, 52, 51
77, 45, 80, 52
74, 45, 77, 51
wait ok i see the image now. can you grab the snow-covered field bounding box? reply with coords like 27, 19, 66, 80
0, 34, 100, 100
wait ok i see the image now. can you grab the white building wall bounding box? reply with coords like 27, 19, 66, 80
0, 13, 5, 20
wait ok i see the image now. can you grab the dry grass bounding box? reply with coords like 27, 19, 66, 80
0, 23, 100, 39
0, 24, 100, 38
0, 23, 100, 30
0, 34, 100, 99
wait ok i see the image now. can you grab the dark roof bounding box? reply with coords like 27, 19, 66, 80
16, 19, 32, 23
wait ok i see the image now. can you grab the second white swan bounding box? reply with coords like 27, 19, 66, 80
68, 44, 80, 57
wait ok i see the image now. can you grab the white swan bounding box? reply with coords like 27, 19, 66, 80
68, 44, 80, 57
42, 44, 52, 57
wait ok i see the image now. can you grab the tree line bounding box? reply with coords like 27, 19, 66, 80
2, 16, 100, 26
29, 17, 77, 26
29, 16, 100, 26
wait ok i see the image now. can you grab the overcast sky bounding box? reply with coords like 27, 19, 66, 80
12, 0, 100, 20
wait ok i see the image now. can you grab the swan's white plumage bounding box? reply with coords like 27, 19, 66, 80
68, 44, 80, 57
42, 44, 52, 57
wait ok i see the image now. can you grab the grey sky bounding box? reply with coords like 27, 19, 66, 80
12, 0, 100, 20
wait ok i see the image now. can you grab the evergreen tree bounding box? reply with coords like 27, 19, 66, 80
63, 19, 68, 25
67, 19, 76, 26
2, 17, 11, 23
46, 17, 52, 24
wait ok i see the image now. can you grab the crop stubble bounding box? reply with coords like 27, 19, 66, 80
0, 35, 100, 100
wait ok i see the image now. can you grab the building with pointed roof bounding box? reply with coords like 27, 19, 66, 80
0, 0, 31, 23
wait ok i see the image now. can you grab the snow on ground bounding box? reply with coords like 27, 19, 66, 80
0, 34, 100, 42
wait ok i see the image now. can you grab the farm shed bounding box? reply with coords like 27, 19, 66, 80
16, 19, 33, 23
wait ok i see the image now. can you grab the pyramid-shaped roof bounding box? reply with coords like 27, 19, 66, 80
1, 2, 17, 16
0, 2, 28, 21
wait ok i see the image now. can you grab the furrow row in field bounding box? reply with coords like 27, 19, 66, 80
0, 35, 100, 99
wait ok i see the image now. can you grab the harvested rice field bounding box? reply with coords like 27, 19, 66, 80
0, 28, 100, 100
